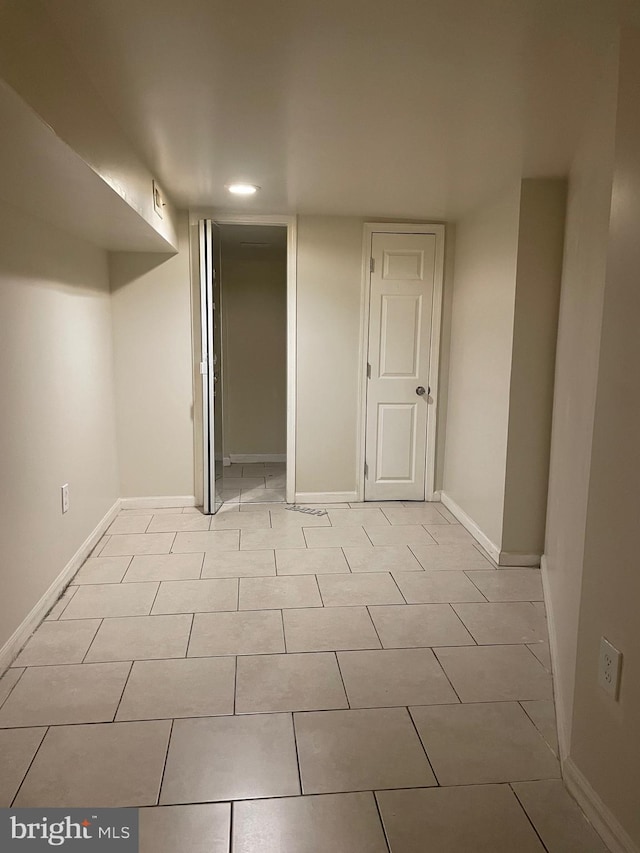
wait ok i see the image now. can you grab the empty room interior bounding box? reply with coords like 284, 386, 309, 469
0, 1, 639, 851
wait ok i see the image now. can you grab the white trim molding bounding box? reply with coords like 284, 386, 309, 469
498, 551, 541, 568
119, 495, 197, 510
356, 221, 445, 503
0, 499, 120, 675
564, 758, 640, 853
439, 491, 501, 564
540, 554, 570, 760
229, 454, 286, 464
294, 491, 359, 504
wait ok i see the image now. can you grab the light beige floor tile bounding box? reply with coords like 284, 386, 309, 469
74, 555, 132, 584
468, 569, 544, 601
0, 667, 23, 704
265, 474, 286, 489
343, 544, 423, 573
283, 607, 381, 652
328, 509, 390, 527
101, 533, 175, 557
173, 530, 239, 553
393, 570, 486, 603
0, 727, 47, 806
235, 477, 268, 489
85, 614, 192, 662
108, 514, 153, 534
512, 780, 609, 853
152, 578, 238, 614
241, 488, 285, 503
270, 510, 330, 528
365, 525, 437, 546
233, 792, 388, 853
240, 501, 289, 512
15, 720, 171, 807
276, 548, 349, 575
12, 619, 101, 666
520, 699, 559, 755
338, 648, 458, 707
117, 657, 236, 720
241, 462, 266, 470
241, 528, 305, 550
45, 585, 77, 620
181, 505, 208, 513
203, 549, 276, 578
425, 523, 477, 544
61, 582, 158, 619
429, 502, 458, 522
189, 610, 285, 656
382, 506, 451, 525
123, 553, 204, 582
318, 572, 404, 606
210, 511, 271, 530
434, 645, 553, 701
376, 784, 546, 852
160, 713, 300, 803
236, 652, 348, 713
0, 662, 130, 727
303, 527, 371, 549
528, 640, 552, 671
369, 604, 475, 647
411, 701, 560, 784
90, 535, 111, 557
140, 803, 231, 853
147, 513, 211, 533
295, 707, 436, 794
223, 465, 243, 478
239, 575, 321, 610
453, 602, 548, 644
411, 543, 492, 570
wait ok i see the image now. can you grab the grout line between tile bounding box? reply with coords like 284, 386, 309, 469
372, 790, 393, 853
156, 718, 174, 806
509, 782, 552, 852
112, 660, 135, 722
10, 725, 50, 807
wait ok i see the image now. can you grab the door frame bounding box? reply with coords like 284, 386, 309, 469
356, 222, 445, 502
196, 212, 297, 505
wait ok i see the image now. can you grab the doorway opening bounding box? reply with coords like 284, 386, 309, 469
218, 224, 288, 506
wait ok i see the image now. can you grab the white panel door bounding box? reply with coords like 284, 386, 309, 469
364, 232, 436, 501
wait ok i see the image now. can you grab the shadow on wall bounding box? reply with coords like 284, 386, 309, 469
108, 252, 176, 291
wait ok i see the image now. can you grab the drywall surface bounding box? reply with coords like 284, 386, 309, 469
443, 184, 521, 548
110, 212, 194, 498
569, 27, 640, 846
221, 243, 287, 456
295, 216, 364, 494
0, 203, 119, 653
0, 0, 177, 249
543, 43, 617, 752
501, 179, 567, 557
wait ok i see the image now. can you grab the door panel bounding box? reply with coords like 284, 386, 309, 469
365, 232, 436, 501
199, 219, 223, 514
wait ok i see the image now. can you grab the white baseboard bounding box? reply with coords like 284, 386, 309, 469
564, 758, 639, 853
230, 454, 286, 463
119, 495, 197, 510
439, 492, 501, 563
498, 551, 541, 567
295, 491, 359, 504
0, 499, 121, 676
540, 554, 570, 760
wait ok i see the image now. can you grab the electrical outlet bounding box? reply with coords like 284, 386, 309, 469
61, 483, 70, 514
598, 636, 622, 698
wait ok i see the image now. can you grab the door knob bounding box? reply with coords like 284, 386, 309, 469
416, 386, 426, 396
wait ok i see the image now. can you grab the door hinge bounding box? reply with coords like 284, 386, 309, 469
370, 257, 375, 273
199, 361, 208, 375
364, 461, 369, 478
366, 362, 371, 379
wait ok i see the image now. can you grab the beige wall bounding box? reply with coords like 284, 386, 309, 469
295, 216, 364, 495
568, 27, 640, 846
110, 212, 195, 498
443, 184, 521, 547
0, 203, 119, 654
543, 43, 618, 752
221, 243, 287, 456
502, 179, 566, 556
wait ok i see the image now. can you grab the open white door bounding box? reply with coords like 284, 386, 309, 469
199, 219, 223, 514
364, 231, 437, 501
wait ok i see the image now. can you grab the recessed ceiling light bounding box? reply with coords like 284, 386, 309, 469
226, 183, 260, 195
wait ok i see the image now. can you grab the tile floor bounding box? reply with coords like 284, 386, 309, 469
0, 461, 609, 852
